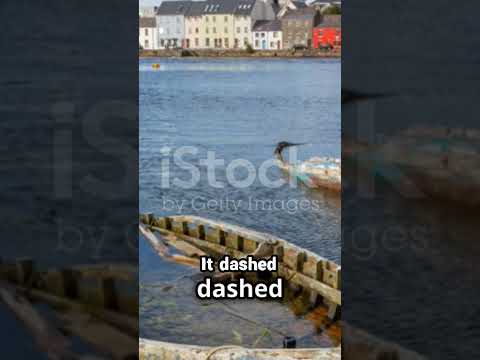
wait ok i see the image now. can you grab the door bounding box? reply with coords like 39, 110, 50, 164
262, 40, 266, 50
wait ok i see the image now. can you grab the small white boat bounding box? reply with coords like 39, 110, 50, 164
275, 142, 341, 192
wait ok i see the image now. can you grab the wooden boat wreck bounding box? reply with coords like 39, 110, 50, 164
0, 259, 138, 359
139, 214, 427, 360
139, 213, 342, 359
344, 125, 480, 205
275, 142, 341, 192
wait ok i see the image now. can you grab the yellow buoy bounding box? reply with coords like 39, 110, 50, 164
151, 63, 160, 69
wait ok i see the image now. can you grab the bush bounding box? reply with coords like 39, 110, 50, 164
322, 4, 341, 15
245, 43, 255, 54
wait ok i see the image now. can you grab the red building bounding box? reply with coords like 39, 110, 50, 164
312, 15, 341, 48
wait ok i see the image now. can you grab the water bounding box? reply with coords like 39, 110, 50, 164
140, 58, 341, 347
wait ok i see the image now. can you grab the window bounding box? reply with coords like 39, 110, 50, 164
196, 28, 199, 34
261, 32, 265, 38
255, 32, 259, 38
236, 27, 240, 34
273, 32, 278, 38
145, 28, 149, 35
206, 38, 210, 46
244, 37, 248, 46
270, 41, 274, 48
224, 27, 228, 33
206, 28, 209, 34
224, 16, 228, 22
255, 40, 259, 47
195, 38, 199, 46
234, 38, 239, 48
225, 38, 229, 48
160, 39, 165, 46
213, 27, 216, 33
186, 39, 190, 48
244, 27, 248, 33
219, 38, 222, 47
206, 16, 209, 22
213, 16, 216, 22
145, 40, 149, 48
177, 17, 180, 23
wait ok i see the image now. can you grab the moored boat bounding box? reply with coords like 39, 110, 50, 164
344, 126, 480, 205
139, 213, 426, 360
0, 260, 138, 359
275, 142, 341, 192
139, 213, 342, 359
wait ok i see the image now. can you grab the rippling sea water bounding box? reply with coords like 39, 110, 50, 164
139, 58, 341, 346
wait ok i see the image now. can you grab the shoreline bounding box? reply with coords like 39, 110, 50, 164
139, 49, 341, 59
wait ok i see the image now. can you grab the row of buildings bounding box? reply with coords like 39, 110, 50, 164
139, 0, 341, 51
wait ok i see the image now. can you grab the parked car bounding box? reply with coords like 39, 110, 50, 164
318, 43, 334, 51
293, 44, 308, 51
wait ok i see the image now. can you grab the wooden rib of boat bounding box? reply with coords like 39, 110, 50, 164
344, 125, 480, 205
140, 213, 342, 359
0, 259, 138, 359
140, 213, 342, 308
275, 142, 341, 192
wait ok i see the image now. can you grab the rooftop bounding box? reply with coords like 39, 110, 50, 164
139, 17, 156, 28
186, 1, 207, 16
234, 0, 256, 15
156, 1, 192, 15
253, 20, 282, 32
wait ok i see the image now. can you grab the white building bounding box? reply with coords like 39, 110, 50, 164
234, 0, 276, 49
139, 17, 158, 50
139, 6, 158, 17
252, 20, 282, 50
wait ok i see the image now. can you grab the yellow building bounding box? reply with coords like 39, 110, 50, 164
185, 0, 275, 50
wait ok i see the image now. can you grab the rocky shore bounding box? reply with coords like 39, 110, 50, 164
139, 48, 340, 58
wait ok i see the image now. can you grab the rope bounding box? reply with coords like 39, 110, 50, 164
205, 345, 246, 360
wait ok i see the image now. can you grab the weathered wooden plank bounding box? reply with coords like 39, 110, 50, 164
172, 220, 189, 236
16, 284, 138, 337
0, 282, 82, 360
189, 224, 206, 240
336, 267, 342, 290
280, 267, 341, 306
302, 257, 323, 280
225, 233, 244, 251
15, 258, 34, 285
44, 269, 79, 299
283, 247, 306, 272
142, 214, 342, 306
56, 311, 137, 359
206, 228, 226, 246
243, 238, 258, 253
322, 262, 338, 288
71, 263, 137, 281
274, 245, 284, 262
156, 217, 172, 230
139, 338, 340, 360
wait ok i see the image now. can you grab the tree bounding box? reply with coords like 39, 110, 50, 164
322, 4, 341, 15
